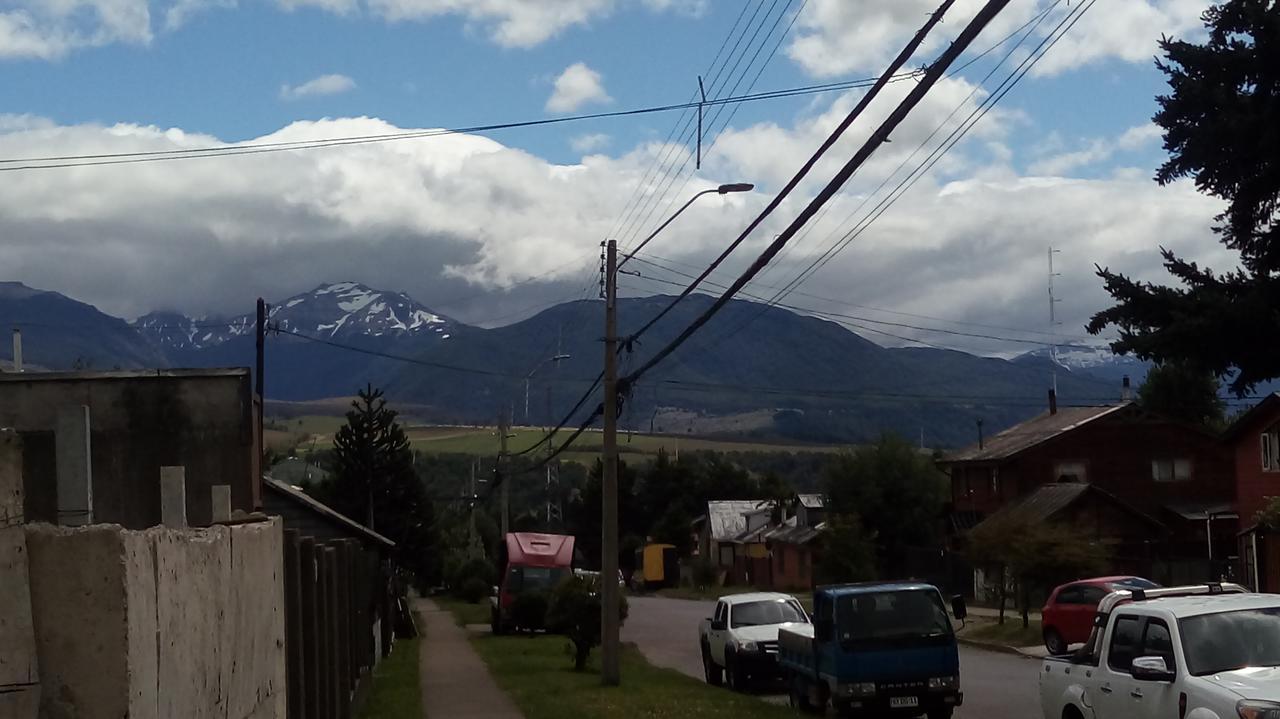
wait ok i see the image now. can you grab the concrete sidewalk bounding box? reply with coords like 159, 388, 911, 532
414, 598, 524, 719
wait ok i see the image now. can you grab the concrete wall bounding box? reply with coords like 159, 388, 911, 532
0, 369, 256, 528
1, 430, 39, 719
24, 518, 285, 719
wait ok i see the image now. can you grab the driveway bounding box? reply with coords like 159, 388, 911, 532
623, 595, 1042, 718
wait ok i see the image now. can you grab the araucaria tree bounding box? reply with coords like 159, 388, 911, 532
1087, 0, 1280, 395
329, 384, 436, 587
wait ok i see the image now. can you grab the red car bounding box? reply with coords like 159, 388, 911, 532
1040, 576, 1159, 653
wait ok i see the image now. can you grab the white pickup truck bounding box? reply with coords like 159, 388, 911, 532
1038, 582, 1280, 719
699, 592, 809, 691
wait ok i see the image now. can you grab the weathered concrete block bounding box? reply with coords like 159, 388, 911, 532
1, 429, 21, 523
0, 526, 39, 719
160, 466, 187, 528
154, 524, 230, 719
53, 406, 92, 527
222, 518, 286, 719
25, 524, 153, 719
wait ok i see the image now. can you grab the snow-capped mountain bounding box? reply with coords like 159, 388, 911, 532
135, 282, 455, 351
1016, 343, 1151, 383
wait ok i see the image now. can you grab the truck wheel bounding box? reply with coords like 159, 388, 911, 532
788, 675, 813, 713
1043, 627, 1066, 655
726, 652, 749, 692
490, 608, 505, 636
701, 644, 723, 687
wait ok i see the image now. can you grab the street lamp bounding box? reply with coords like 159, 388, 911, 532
617, 182, 754, 269
525, 353, 571, 424
600, 181, 751, 687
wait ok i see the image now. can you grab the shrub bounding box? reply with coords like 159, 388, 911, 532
458, 576, 490, 604
691, 559, 719, 589
510, 591, 549, 632
546, 575, 629, 670
449, 557, 496, 599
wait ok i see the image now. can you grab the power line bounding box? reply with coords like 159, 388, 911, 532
618, 0, 1016, 402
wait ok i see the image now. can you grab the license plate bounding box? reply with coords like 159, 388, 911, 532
889, 697, 920, 709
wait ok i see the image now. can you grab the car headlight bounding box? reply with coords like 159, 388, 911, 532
1239, 701, 1280, 719
928, 676, 959, 691
840, 682, 877, 697
738, 640, 758, 652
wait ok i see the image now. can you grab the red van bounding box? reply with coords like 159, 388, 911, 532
490, 532, 575, 634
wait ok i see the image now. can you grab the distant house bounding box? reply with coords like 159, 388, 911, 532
767, 494, 826, 590
694, 499, 770, 584
1225, 393, 1280, 590
939, 401, 1236, 568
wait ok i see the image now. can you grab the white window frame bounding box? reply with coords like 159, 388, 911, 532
1152, 458, 1193, 482
1263, 430, 1280, 473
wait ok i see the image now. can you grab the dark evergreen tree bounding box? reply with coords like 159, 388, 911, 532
327, 384, 437, 588
1088, 1, 1280, 395
1138, 361, 1226, 428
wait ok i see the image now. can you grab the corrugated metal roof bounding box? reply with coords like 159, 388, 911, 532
940, 404, 1129, 463
767, 519, 825, 545
1222, 392, 1280, 442
263, 476, 395, 548
975, 481, 1165, 532
706, 499, 770, 542
797, 493, 825, 509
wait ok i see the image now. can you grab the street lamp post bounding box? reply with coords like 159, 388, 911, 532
525, 353, 571, 424
600, 181, 752, 686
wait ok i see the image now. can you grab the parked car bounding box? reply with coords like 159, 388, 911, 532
1038, 582, 1270, 719
1041, 576, 1160, 653
699, 592, 809, 691
780, 582, 966, 718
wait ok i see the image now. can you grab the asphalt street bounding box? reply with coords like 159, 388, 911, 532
623, 595, 1042, 718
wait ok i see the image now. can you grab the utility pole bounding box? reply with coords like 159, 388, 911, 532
254, 298, 266, 510
601, 239, 621, 686
1048, 246, 1062, 394
499, 409, 510, 538
468, 458, 482, 559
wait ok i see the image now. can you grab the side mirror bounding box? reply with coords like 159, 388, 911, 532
710, 620, 726, 631
1131, 656, 1175, 682
814, 618, 833, 641
951, 595, 968, 621
491, 585, 499, 598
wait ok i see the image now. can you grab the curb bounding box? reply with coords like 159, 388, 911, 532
957, 637, 1043, 659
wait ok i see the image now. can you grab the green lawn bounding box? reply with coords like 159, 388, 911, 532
433, 596, 492, 627
471, 634, 795, 719
961, 617, 1044, 648
405, 425, 842, 458
356, 638, 422, 719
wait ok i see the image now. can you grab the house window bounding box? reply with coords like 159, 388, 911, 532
1054, 462, 1088, 483
1263, 430, 1280, 472
1152, 459, 1193, 482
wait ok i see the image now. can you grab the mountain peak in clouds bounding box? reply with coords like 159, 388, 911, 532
135, 281, 456, 351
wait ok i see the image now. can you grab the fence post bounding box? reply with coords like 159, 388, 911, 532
283, 529, 303, 719
159, 466, 187, 528
325, 547, 343, 719
316, 544, 332, 719
335, 541, 352, 718
54, 405, 93, 526
299, 537, 319, 719
211, 485, 232, 524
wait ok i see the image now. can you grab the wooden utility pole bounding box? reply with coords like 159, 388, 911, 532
254, 298, 266, 510
601, 239, 621, 685
499, 410, 510, 538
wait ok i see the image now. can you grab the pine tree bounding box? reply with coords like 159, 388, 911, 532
1087, 0, 1280, 395
328, 384, 437, 588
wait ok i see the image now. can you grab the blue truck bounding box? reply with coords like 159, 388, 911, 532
778, 582, 967, 718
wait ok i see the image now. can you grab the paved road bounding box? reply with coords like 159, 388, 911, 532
623, 596, 1041, 718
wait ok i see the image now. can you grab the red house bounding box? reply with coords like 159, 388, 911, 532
939, 400, 1237, 571
1227, 393, 1280, 590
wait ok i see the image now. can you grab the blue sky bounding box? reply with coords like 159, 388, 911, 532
0, 0, 1228, 357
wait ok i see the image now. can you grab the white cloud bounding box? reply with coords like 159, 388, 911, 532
570, 133, 611, 153
785, 0, 1204, 78
1029, 123, 1161, 176
0, 0, 152, 60
0, 109, 1232, 349
280, 74, 357, 100
546, 62, 611, 113
164, 0, 237, 30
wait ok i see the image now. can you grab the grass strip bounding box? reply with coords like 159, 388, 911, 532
357, 638, 422, 719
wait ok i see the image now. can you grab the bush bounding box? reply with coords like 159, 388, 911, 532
691, 559, 719, 589
449, 557, 496, 599
510, 591, 549, 632
458, 577, 490, 604
546, 575, 628, 670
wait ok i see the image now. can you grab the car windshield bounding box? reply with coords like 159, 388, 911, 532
508, 566, 567, 593
730, 599, 807, 628
836, 590, 953, 643
1110, 578, 1159, 590
1181, 607, 1280, 676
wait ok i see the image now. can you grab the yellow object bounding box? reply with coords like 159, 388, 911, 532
746, 543, 768, 560
642, 543, 675, 582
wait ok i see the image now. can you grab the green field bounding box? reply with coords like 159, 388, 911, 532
433, 597, 492, 627
471, 634, 795, 719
